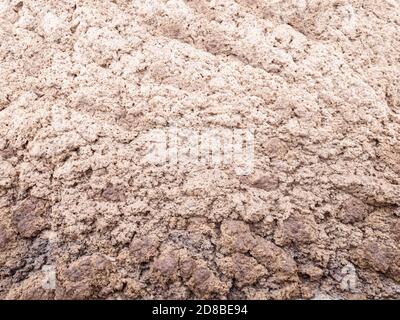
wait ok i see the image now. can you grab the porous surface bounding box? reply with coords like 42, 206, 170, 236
0, 0, 399, 299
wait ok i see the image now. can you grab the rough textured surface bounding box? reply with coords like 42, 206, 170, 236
0, 0, 399, 299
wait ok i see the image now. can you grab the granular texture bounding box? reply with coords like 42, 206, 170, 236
0, 0, 399, 299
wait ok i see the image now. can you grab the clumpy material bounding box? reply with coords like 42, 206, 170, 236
0, 0, 399, 300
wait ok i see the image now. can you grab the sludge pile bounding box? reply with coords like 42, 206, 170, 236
0, 0, 399, 299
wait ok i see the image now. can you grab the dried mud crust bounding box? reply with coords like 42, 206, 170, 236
0, 0, 399, 299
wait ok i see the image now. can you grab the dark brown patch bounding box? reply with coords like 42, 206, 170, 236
152, 252, 178, 280
353, 240, 394, 274
282, 214, 317, 244
338, 198, 370, 224
0, 225, 9, 249
12, 197, 49, 238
